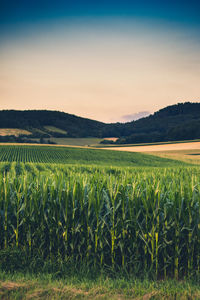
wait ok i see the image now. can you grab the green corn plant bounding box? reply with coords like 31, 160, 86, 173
0, 162, 199, 278
108, 178, 120, 267
3, 173, 8, 249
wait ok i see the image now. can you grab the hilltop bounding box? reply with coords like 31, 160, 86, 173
0, 110, 107, 139
114, 102, 200, 144
0, 102, 200, 144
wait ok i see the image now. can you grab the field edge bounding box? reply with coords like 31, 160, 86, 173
0, 271, 199, 300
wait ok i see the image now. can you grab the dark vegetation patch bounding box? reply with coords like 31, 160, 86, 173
1, 102, 200, 144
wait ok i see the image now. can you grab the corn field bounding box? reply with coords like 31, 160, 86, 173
0, 145, 72, 163
0, 145, 185, 167
0, 162, 199, 278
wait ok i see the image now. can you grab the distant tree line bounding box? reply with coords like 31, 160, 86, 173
115, 102, 200, 144
0, 110, 106, 138
0, 135, 56, 144
1, 102, 200, 143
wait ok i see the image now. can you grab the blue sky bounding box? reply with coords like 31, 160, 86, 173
1, 0, 200, 27
0, 0, 199, 122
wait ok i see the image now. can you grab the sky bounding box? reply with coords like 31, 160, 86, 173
0, 0, 200, 123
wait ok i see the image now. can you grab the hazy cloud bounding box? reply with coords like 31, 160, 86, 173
121, 111, 151, 122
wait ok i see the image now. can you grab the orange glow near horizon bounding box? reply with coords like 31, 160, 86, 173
0, 19, 200, 123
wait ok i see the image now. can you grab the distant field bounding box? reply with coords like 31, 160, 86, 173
30, 137, 103, 146
97, 139, 200, 148
44, 126, 67, 134
49, 137, 103, 146
28, 138, 200, 148
0, 128, 31, 136
101, 140, 200, 165
0, 144, 187, 166
103, 137, 118, 142
102, 141, 200, 152
147, 149, 200, 165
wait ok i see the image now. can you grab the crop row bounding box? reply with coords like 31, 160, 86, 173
0, 162, 199, 278
0, 145, 71, 163
0, 145, 186, 167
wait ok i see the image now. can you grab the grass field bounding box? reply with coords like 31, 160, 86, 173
30, 137, 104, 146
0, 273, 199, 299
0, 128, 31, 136
44, 126, 67, 134
0, 144, 199, 299
147, 149, 200, 165
50, 137, 103, 146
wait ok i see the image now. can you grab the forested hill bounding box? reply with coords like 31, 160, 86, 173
115, 102, 200, 144
0, 110, 108, 138
0, 102, 200, 143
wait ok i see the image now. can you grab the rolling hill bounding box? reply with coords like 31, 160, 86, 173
0, 110, 106, 139
115, 102, 200, 144
0, 102, 200, 144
